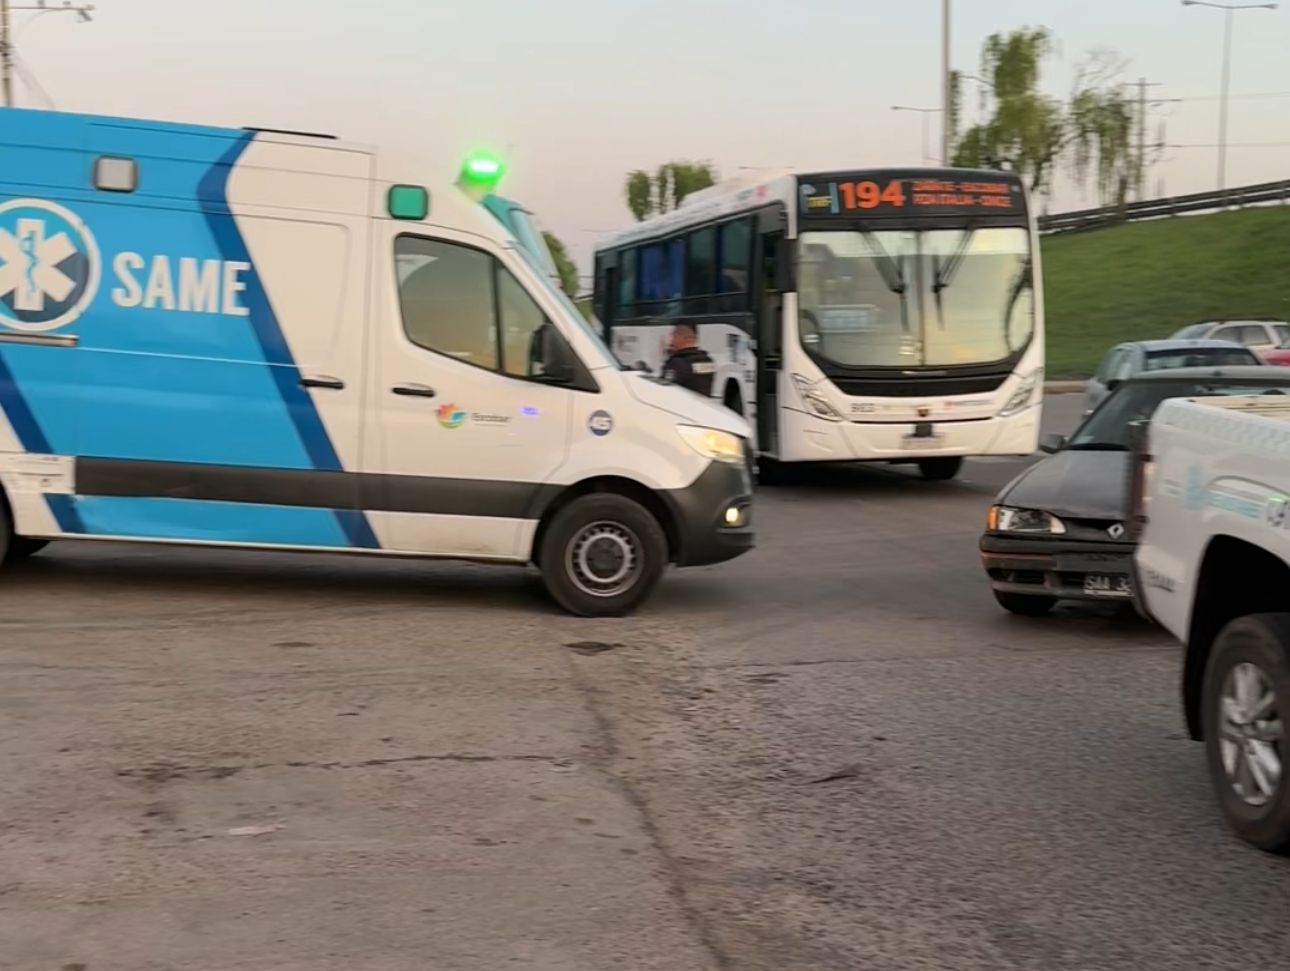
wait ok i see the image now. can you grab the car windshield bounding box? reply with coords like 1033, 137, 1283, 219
1069, 379, 1290, 450
797, 226, 1033, 368
1144, 347, 1258, 371
1173, 324, 1211, 339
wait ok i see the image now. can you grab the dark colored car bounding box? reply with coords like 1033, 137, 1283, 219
981, 366, 1290, 616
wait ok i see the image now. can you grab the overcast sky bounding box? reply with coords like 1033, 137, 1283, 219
14, 0, 1290, 273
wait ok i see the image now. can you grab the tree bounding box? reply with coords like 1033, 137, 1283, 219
623, 161, 718, 221
543, 231, 579, 298
626, 170, 653, 221
952, 28, 1136, 207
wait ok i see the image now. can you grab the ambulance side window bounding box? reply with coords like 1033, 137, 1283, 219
395, 236, 498, 370
496, 267, 550, 379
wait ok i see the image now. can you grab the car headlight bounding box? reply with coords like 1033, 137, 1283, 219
791, 373, 844, 422
999, 369, 1044, 418
676, 425, 745, 465
987, 505, 1067, 535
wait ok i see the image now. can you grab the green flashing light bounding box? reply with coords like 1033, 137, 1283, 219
461, 152, 506, 187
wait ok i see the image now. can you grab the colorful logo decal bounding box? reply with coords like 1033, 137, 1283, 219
0, 199, 101, 332
437, 404, 467, 429
588, 410, 613, 437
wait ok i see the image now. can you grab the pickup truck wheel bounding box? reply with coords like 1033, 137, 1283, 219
6, 538, 49, 561
1202, 614, 1290, 854
918, 457, 963, 481
993, 590, 1056, 616
539, 494, 667, 617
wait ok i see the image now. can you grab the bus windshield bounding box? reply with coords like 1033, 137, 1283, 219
797, 226, 1033, 368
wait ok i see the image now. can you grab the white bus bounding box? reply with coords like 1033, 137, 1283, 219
592, 167, 1044, 480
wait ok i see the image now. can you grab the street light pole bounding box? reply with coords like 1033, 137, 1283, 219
1218, 6, 1234, 190
0, 1, 95, 107
1181, 0, 1278, 191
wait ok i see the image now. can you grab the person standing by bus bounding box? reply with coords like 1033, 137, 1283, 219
662, 322, 716, 398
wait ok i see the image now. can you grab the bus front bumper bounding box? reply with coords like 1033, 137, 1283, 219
777, 406, 1040, 462
662, 460, 755, 567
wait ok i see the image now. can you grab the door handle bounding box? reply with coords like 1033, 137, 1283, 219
300, 375, 345, 390
391, 383, 437, 398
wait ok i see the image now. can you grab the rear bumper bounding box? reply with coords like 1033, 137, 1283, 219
980, 534, 1134, 602
662, 459, 754, 567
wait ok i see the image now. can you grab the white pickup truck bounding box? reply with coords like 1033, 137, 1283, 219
1134, 394, 1290, 852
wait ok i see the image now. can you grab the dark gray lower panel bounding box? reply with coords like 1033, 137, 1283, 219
75, 457, 559, 520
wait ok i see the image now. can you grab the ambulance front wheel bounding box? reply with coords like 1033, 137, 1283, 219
539, 494, 667, 617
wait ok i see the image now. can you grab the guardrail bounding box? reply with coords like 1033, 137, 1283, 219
1039, 179, 1290, 235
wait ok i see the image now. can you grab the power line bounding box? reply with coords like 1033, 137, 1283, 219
1167, 141, 1290, 148
1172, 90, 1290, 102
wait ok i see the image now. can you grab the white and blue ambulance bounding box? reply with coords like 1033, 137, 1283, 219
0, 109, 754, 616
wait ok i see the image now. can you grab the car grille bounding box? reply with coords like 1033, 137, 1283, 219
1064, 518, 1132, 543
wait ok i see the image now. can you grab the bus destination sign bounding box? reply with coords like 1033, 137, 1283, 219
798, 172, 1025, 219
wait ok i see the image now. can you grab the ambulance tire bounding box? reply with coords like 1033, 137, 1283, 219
6, 538, 49, 561
0, 495, 10, 564
539, 493, 667, 617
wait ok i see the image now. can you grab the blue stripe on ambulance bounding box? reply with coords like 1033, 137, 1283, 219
0, 110, 378, 549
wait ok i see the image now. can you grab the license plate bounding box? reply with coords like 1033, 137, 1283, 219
1083, 574, 1133, 598
901, 424, 942, 447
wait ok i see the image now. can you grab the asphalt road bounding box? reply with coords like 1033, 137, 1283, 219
4, 394, 1288, 971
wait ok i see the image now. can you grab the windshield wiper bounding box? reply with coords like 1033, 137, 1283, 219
1000, 258, 1033, 353
931, 224, 978, 332
855, 222, 910, 334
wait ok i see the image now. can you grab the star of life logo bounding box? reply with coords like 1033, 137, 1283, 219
0, 199, 101, 333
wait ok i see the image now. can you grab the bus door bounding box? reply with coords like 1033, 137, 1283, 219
755, 221, 788, 457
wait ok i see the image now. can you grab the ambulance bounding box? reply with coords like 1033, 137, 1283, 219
0, 109, 754, 616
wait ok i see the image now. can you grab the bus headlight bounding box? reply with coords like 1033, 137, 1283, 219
676, 425, 746, 465
988, 505, 1067, 535
999, 369, 1043, 418
791, 374, 845, 422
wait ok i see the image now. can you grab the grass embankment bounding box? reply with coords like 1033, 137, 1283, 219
1043, 206, 1290, 377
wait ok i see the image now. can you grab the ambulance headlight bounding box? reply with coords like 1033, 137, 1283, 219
676, 425, 745, 465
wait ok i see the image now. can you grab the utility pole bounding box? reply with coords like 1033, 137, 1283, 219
941, 0, 952, 164
1130, 79, 1180, 201
1, 1, 95, 108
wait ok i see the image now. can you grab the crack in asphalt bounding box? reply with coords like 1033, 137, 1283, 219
562, 649, 733, 971
115, 752, 569, 783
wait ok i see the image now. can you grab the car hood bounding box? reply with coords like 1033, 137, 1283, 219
621, 371, 751, 438
999, 450, 1129, 520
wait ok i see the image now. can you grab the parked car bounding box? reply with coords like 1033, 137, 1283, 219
981, 366, 1290, 616
1170, 320, 1290, 359
1083, 339, 1260, 415
1260, 339, 1290, 367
